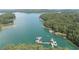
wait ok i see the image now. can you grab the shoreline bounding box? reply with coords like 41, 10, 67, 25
1, 24, 16, 30
42, 23, 79, 49
42, 25, 66, 37
0, 21, 16, 30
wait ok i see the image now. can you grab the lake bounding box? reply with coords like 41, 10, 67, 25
0, 12, 78, 49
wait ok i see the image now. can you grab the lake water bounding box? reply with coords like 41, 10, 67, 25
0, 12, 78, 49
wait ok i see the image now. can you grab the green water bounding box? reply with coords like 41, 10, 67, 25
0, 12, 78, 49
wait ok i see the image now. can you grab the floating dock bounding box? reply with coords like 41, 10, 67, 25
35, 37, 57, 48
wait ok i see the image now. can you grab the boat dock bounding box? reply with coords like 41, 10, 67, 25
35, 37, 57, 48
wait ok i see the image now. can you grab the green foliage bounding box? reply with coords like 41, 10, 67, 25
1, 43, 45, 50
66, 23, 79, 46
0, 12, 15, 24
40, 12, 79, 47
1, 43, 67, 50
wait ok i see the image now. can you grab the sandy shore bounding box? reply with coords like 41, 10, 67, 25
1, 24, 16, 30
42, 25, 66, 37
0, 21, 16, 30
54, 32, 66, 37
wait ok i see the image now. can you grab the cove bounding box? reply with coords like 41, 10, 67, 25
0, 12, 78, 49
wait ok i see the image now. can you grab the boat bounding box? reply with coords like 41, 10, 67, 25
50, 38, 57, 47
35, 37, 42, 44
36, 37, 42, 40
49, 29, 54, 33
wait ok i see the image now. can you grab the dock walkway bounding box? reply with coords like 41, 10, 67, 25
35, 37, 57, 48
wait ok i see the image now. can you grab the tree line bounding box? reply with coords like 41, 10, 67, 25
0, 12, 15, 24
40, 12, 79, 47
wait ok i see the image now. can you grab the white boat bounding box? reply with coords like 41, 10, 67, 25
53, 41, 57, 47
50, 38, 54, 42
49, 29, 53, 33
50, 38, 57, 47
36, 37, 42, 40
35, 37, 42, 43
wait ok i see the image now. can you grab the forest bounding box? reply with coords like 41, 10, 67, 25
40, 12, 79, 47
0, 12, 15, 24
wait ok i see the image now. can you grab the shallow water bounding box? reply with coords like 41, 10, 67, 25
0, 12, 78, 49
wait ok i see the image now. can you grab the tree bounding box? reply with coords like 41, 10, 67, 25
0, 12, 15, 24
40, 12, 79, 47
